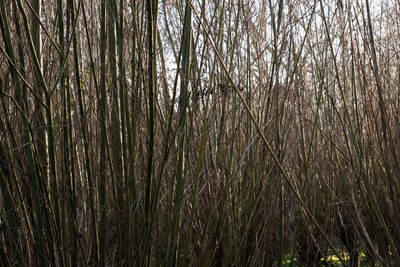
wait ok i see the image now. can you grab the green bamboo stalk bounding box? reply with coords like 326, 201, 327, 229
268, 1, 285, 264
146, 24, 185, 266
108, 0, 123, 209
68, 0, 91, 265
142, 0, 158, 265
117, 3, 128, 263
58, 0, 70, 265
80, 2, 100, 264
183, 0, 211, 262
99, 0, 108, 265
115, 0, 130, 263
106, 0, 124, 262
125, 1, 139, 264
166, 1, 191, 266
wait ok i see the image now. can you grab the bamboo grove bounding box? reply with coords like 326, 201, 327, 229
1, 0, 400, 266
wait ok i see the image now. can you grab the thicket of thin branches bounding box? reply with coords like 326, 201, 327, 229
1, 0, 400, 266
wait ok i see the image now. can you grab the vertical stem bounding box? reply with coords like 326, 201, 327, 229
99, 0, 108, 265
166, 1, 191, 266
143, 0, 158, 264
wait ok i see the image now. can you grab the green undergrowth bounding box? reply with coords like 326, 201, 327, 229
282, 252, 380, 266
